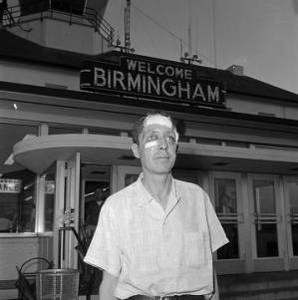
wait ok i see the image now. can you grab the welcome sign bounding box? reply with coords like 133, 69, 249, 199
80, 54, 226, 108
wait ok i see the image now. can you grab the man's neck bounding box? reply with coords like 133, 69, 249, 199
142, 173, 172, 209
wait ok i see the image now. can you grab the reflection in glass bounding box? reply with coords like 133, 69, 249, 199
125, 174, 138, 187
19, 177, 36, 232
0, 171, 36, 232
253, 180, 276, 214
0, 122, 38, 233
214, 178, 239, 259
81, 164, 111, 296
256, 224, 278, 257
215, 178, 237, 214
253, 179, 278, 257
292, 224, 298, 256
82, 165, 111, 241
217, 224, 239, 259
43, 172, 55, 232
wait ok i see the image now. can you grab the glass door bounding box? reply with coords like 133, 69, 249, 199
79, 164, 112, 295
80, 164, 111, 243
284, 176, 298, 269
248, 174, 285, 272
209, 172, 245, 274
64, 152, 81, 268
112, 165, 141, 191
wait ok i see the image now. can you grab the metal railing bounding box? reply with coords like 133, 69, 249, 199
1, 0, 114, 45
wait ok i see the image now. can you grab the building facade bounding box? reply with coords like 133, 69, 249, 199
1, 1, 298, 299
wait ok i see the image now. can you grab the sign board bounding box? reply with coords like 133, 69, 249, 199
0, 179, 22, 193
80, 55, 226, 108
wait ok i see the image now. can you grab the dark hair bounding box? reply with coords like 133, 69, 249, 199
131, 111, 177, 144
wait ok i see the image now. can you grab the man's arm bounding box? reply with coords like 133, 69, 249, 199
99, 270, 118, 300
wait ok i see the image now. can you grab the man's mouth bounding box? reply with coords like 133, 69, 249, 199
155, 156, 170, 160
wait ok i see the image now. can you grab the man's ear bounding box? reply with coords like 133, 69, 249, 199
131, 143, 140, 159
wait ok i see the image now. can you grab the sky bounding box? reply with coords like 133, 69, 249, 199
104, 0, 298, 94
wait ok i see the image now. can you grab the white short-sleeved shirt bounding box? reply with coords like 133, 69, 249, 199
84, 175, 228, 299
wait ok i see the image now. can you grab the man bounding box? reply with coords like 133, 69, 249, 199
84, 112, 229, 300
85, 186, 109, 239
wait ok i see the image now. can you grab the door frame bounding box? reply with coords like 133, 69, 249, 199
283, 175, 298, 270
209, 171, 246, 274
247, 173, 286, 272
53, 153, 81, 269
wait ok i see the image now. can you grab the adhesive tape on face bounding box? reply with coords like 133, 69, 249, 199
144, 115, 173, 128
144, 140, 159, 148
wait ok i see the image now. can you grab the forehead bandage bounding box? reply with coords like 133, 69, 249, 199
144, 115, 173, 128
144, 115, 179, 142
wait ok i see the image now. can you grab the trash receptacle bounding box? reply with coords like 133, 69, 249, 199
36, 268, 79, 300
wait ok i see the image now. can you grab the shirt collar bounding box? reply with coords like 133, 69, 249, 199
135, 173, 181, 207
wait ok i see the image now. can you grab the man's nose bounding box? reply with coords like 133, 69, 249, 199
158, 137, 168, 150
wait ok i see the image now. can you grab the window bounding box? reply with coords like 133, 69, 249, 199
0, 123, 38, 233
0, 175, 36, 232
214, 178, 239, 260
41, 168, 56, 232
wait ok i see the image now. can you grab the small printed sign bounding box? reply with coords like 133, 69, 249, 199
0, 179, 22, 193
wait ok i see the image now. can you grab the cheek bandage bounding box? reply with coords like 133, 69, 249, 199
144, 140, 159, 148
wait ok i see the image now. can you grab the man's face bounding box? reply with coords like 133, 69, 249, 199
94, 188, 103, 201
132, 120, 178, 175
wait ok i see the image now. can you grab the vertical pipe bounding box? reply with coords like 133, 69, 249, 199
188, 0, 192, 56
124, 0, 131, 51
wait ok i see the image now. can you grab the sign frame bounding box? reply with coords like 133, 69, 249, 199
80, 54, 226, 108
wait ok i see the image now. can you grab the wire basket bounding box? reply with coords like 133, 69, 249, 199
36, 268, 79, 300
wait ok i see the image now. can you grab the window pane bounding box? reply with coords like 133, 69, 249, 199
256, 224, 278, 257
124, 174, 138, 187
21, 177, 36, 231
49, 126, 82, 135
44, 174, 55, 232
0, 123, 38, 233
214, 178, 237, 213
288, 181, 298, 256
0, 179, 21, 232
217, 224, 239, 259
214, 178, 239, 259
253, 180, 276, 214
292, 224, 298, 256
81, 164, 111, 296
252, 179, 278, 257
0, 171, 36, 232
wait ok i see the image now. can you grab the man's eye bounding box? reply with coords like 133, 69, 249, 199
166, 136, 176, 144
147, 135, 158, 141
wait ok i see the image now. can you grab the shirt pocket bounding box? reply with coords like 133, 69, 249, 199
184, 232, 208, 268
